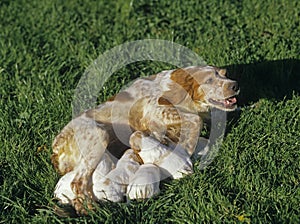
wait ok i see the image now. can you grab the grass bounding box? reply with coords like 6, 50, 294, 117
0, 0, 299, 223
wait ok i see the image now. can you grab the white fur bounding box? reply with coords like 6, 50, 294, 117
92, 152, 116, 182
157, 69, 175, 92
54, 171, 76, 204
54, 152, 115, 205
127, 164, 160, 200
156, 147, 193, 179
93, 149, 140, 202
134, 133, 193, 179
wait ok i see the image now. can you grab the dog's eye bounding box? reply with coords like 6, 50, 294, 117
205, 78, 213, 84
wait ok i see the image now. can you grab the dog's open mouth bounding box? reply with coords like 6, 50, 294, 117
209, 96, 238, 110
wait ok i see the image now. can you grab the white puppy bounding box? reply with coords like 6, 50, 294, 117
130, 131, 193, 180
92, 152, 116, 182
93, 149, 141, 202
54, 171, 76, 204
54, 153, 115, 204
127, 164, 160, 200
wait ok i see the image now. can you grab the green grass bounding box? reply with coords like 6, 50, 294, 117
0, 0, 299, 223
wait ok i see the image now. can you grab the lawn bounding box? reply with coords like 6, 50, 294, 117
0, 0, 299, 223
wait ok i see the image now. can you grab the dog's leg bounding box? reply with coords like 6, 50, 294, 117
193, 137, 209, 158
178, 113, 203, 155
52, 116, 109, 215
145, 106, 202, 155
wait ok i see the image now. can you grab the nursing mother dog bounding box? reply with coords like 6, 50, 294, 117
52, 65, 240, 214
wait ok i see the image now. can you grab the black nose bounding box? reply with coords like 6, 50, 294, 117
230, 81, 239, 92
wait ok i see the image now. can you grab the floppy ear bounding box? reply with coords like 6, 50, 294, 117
217, 68, 227, 77
158, 68, 194, 105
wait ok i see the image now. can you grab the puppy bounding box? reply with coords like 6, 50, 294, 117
54, 153, 115, 205
130, 131, 193, 180
127, 164, 160, 200
93, 149, 141, 202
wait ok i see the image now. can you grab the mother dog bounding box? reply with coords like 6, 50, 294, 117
51, 65, 239, 213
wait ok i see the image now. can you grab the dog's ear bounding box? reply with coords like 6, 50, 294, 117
217, 68, 227, 77
158, 68, 195, 105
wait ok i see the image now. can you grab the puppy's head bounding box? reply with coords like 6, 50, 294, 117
158, 66, 239, 112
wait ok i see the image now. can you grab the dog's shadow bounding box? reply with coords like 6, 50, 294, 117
218, 59, 300, 136
226, 59, 300, 106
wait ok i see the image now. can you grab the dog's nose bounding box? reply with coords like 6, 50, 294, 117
230, 81, 239, 92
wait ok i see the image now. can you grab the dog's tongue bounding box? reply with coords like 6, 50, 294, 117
225, 97, 237, 106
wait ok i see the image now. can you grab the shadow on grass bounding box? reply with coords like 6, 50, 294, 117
225, 59, 300, 106
222, 59, 300, 136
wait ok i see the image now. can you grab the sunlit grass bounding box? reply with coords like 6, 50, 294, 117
0, 0, 299, 223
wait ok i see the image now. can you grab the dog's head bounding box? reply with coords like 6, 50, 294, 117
158, 66, 239, 112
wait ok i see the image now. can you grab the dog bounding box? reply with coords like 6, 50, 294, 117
51, 65, 239, 214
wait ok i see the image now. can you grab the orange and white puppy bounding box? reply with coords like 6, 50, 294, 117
127, 164, 160, 200
54, 153, 115, 205
93, 149, 141, 202
129, 131, 193, 180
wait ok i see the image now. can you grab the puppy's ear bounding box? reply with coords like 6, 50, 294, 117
158, 68, 194, 105
217, 68, 227, 77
